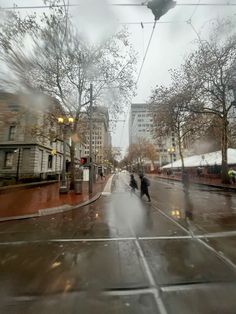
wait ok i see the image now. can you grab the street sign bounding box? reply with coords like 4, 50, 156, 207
83, 168, 89, 181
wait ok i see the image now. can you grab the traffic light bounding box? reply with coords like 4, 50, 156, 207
80, 157, 87, 165
147, 0, 176, 21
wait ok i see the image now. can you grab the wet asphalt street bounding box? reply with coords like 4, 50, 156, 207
0, 173, 236, 314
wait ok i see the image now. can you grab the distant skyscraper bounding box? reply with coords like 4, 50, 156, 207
82, 106, 111, 165
129, 103, 154, 145
129, 103, 178, 166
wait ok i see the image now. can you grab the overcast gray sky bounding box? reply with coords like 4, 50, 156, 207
1, 0, 236, 156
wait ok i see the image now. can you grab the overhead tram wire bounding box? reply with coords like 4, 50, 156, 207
136, 20, 157, 85
119, 21, 158, 149
120, 21, 185, 25
1, 2, 236, 10
185, 0, 201, 36
189, 0, 201, 20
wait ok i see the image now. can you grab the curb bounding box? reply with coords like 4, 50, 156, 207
0, 193, 101, 223
0, 180, 58, 194
151, 176, 236, 192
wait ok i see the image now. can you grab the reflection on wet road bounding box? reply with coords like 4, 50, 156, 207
0, 173, 236, 313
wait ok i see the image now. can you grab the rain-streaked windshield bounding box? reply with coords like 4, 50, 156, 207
0, 1, 236, 313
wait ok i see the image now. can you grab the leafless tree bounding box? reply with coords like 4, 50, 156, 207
150, 83, 204, 171
127, 137, 157, 172
183, 19, 236, 183
0, 2, 136, 185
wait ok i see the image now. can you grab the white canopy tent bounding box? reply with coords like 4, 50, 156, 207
162, 148, 236, 169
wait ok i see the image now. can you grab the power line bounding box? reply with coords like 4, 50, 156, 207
189, 0, 201, 20
120, 21, 185, 25
176, 2, 236, 5
136, 21, 157, 85
1, 2, 236, 10
187, 19, 203, 43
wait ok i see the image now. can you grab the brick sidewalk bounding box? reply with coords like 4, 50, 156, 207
0, 178, 108, 219
149, 174, 236, 190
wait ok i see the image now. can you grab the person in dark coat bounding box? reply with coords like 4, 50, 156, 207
100, 172, 105, 180
139, 173, 151, 202
129, 174, 138, 193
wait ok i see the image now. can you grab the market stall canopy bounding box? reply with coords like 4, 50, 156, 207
162, 148, 236, 169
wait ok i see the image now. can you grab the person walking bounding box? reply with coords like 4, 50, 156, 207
129, 174, 138, 194
228, 168, 236, 184
139, 173, 151, 202
100, 172, 105, 180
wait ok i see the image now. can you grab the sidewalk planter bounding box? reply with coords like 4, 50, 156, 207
75, 179, 83, 194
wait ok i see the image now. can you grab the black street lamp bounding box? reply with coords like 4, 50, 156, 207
14, 148, 22, 183
58, 116, 74, 193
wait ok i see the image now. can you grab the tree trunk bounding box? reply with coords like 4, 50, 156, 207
178, 135, 185, 172
221, 118, 230, 184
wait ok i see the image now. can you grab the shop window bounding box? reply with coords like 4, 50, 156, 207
9, 125, 16, 141
4, 152, 14, 168
48, 155, 53, 169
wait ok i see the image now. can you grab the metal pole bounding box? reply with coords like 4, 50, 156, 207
16, 148, 21, 182
61, 127, 67, 187
89, 83, 93, 194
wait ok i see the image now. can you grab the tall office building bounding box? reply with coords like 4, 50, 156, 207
129, 103, 154, 145
82, 106, 111, 165
129, 103, 177, 166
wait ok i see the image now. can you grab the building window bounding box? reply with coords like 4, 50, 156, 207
48, 155, 53, 169
9, 125, 16, 141
4, 152, 14, 168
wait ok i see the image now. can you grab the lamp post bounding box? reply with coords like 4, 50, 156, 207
94, 149, 99, 163
58, 116, 74, 193
167, 147, 175, 170
89, 83, 93, 194
14, 148, 22, 183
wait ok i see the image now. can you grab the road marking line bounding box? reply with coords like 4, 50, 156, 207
50, 237, 136, 242
134, 239, 168, 314
198, 230, 236, 238
138, 235, 191, 240
151, 202, 236, 271
0, 232, 235, 245
102, 287, 156, 296
197, 238, 236, 271
5, 287, 161, 302
151, 203, 189, 235
0, 237, 136, 245
101, 175, 114, 196
2, 231, 236, 246
160, 281, 236, 292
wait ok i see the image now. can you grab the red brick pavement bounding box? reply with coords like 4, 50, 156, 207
0, 178, 108, 218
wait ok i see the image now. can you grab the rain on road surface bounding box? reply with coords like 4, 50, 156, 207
0, 173, 236, 313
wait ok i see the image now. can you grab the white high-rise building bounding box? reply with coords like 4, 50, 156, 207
129, 103, 154, 145
82, 106, 111, 165
129, 103, 178, 166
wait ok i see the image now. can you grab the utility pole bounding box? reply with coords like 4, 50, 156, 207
89, 83, 93, 194
16, 148, 21, 183
61, 127, 67, 187
58, 116, 74, 193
